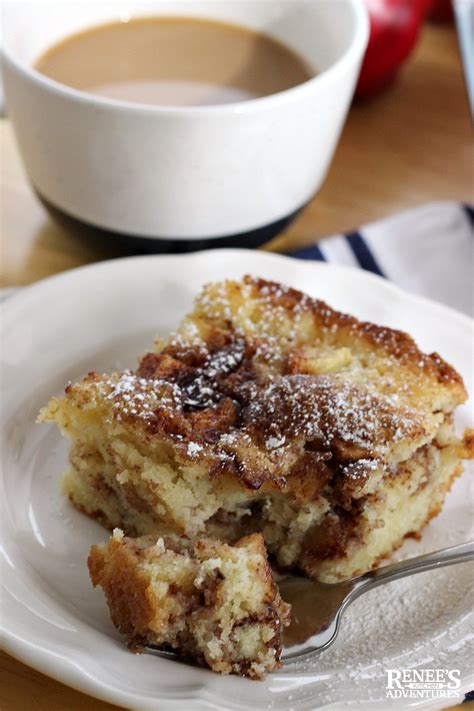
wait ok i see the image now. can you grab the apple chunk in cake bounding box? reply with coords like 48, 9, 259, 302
88, 530, 290, 678
40, 276, 473, 582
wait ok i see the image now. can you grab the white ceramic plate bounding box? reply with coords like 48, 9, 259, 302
1, 249, 473, 710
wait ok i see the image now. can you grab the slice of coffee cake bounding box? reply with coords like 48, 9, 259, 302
88, 530, 290, 678
40, 276, 473, 582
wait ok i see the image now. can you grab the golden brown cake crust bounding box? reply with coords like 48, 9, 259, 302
244, 277, 463, 386
89, 536, 159, 644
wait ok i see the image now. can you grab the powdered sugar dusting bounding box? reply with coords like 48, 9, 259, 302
104, 371, 182, 420
245, 375, 421, 456
187, 442, 203, 457
78, 277, 440, 470
266, 435, 286, 450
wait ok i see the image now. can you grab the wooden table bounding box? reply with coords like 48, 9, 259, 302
1, 22, 473, 711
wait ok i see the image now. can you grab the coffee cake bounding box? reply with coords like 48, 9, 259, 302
40, 277, 473, 583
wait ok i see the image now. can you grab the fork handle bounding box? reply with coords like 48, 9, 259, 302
352, 540, 474, 597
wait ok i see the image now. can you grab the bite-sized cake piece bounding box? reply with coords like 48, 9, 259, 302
40, 277, 473, 582
88, 530, 290, 678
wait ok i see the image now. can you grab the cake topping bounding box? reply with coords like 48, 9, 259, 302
187, 442, 203, 457
98, 353, 423, 469
61, 275, 465, 499
244, 375, 422, 456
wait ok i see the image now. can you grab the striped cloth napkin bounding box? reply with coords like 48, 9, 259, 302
292, 202, 473, 318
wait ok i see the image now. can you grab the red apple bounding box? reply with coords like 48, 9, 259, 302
356, 0, 432, 99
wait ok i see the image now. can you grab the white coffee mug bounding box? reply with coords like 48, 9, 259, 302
2, 1, 369, 248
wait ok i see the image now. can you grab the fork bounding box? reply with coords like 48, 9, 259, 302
144, 541, 473, 667
279, 540, 474, 663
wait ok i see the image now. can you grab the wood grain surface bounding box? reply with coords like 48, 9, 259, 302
1, 22, 472, 711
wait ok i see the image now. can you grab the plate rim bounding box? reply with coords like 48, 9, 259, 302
1, 249, 473, 332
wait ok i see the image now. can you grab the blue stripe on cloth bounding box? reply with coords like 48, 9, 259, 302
462, 203, 474, 227
345, 231, 386, 277
291, 243, 326, 261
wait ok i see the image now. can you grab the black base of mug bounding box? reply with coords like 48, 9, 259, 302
37, 192, 306, 254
